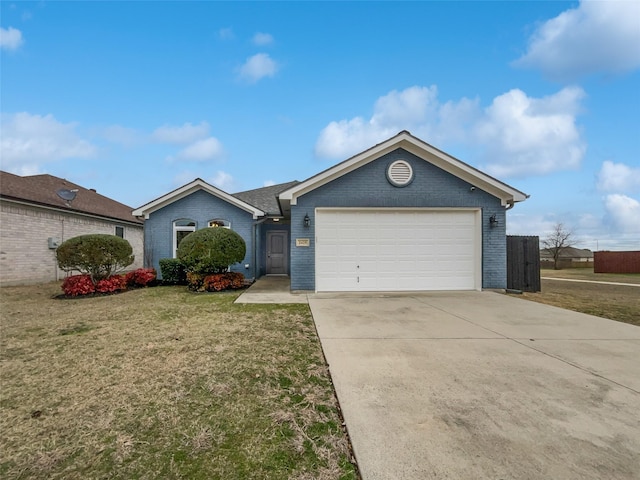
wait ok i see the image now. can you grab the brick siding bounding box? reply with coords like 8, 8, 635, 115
0, 201, 143, 285
290, 148, 507, 290
142, 190, 256, 279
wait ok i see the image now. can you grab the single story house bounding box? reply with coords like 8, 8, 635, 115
133, 131, 528, 292
0, 171, 144, 285
540, 247, 594, 269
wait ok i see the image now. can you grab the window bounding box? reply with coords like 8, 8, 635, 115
173, 219, 196, 257
115, 226, 124, 238
208, 219, 230, 228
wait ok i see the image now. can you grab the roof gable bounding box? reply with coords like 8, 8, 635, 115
0, 170, 142, 225
132, 178, 265, 219
278, 131, 528, 213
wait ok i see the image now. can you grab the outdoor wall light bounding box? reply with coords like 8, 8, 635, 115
489, 214, 498, 228
303, 213, 311, 228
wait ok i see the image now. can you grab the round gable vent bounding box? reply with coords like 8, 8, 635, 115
387, 160, 414, 187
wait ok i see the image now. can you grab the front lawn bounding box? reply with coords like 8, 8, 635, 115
520, 272, 640, 326
0, 283, 357, 479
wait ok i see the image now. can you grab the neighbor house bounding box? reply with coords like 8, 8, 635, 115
540, 247, 594, 269
133, 131, 528, 292
0, 171, 144, 285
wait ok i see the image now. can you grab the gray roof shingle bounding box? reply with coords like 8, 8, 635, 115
232, 181, 300, 215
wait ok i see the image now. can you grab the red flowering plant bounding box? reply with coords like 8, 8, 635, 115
125, 268, 157, 287
62, 275, 96, 296
95, 275, 127, 293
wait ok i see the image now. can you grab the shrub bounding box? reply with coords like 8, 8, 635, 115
62, 275, 96, 296
203, 274, 231, 292
159, 258, 187, 285
96, 275, 127, 293
177, 228, 246, 275
125, 268, 157, 287
56, 234, 134, 284
188, 272, 245, 292
186, 272, 205, 291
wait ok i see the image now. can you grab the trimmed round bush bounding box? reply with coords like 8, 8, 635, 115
177, 228, 246, 275
56, 234, 134, 283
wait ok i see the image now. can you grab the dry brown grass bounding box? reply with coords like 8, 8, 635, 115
541, 267, 640, 284
0, 283, 357, 479
521, 278, 640, 326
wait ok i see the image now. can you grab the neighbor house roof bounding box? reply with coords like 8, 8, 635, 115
278, 131, 529, 216
0, 171, 142, 225
132, 178, 265, 220
540, 247, 594, 259
233, 181, 300, 216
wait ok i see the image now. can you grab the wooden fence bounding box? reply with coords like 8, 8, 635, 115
594, 251, 640, 274
506, 236, 541, 292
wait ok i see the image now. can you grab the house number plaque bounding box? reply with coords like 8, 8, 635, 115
296, 238, 310, 247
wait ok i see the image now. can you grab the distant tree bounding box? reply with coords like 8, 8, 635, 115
541, 223, 575, 270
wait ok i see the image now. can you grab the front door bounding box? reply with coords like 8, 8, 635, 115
266, 230, 288, 275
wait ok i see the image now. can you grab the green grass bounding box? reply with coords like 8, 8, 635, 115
0, 283, 358, 479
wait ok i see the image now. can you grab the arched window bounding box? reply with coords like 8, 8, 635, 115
208, 219, 230, 229
173, 219, 196, 257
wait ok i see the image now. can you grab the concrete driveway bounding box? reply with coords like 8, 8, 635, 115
309, 291, 640, 480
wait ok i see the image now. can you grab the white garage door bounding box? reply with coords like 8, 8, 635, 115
315, 209, 481, 292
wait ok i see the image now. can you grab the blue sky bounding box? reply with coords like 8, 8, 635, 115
1, 1, 639, 250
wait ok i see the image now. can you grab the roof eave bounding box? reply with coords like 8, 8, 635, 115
133, 179, 265, 220
278, 132, 529, 207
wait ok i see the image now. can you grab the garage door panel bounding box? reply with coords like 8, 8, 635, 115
316, 209, 479, 292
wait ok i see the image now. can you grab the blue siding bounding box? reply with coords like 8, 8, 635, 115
259, 223, 291, 276
143, 190, 256, 279
290, 148, 507, 290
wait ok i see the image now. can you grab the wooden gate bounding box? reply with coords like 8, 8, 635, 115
507, 236, 541, 292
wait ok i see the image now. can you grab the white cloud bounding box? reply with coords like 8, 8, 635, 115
597, 160, 640, 193
0, 112, 96, 173
314, 85, 585, 178
474, 87, 586, 177
173, 170, 198, 187
170, 137, 224, 162
263, 180, 276, 187
252, 32, 274, 46
315, 85, 479, 159
174, 170, 235, 191
100, 125, 140, 147
0, 26, 23, 50
238, 53, 278, 83
506, 212, 558, 237
603, 194, 640, 233
210, 171, 235, 191
152, 121, 210, 144
218, 27, 234, 40
514, 0, 640, 80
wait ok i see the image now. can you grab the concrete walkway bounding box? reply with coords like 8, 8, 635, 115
541, 276, 640, 287
234, 276, 309, 304
309, 291, 640, 480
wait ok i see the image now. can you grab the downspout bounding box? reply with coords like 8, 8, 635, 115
253, 217, 269, 281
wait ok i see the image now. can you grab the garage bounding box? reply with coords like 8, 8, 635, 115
315, 208, 481, 292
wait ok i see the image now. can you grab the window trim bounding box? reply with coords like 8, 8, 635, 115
173, 219, 196, 258
208, 219, 231, 229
